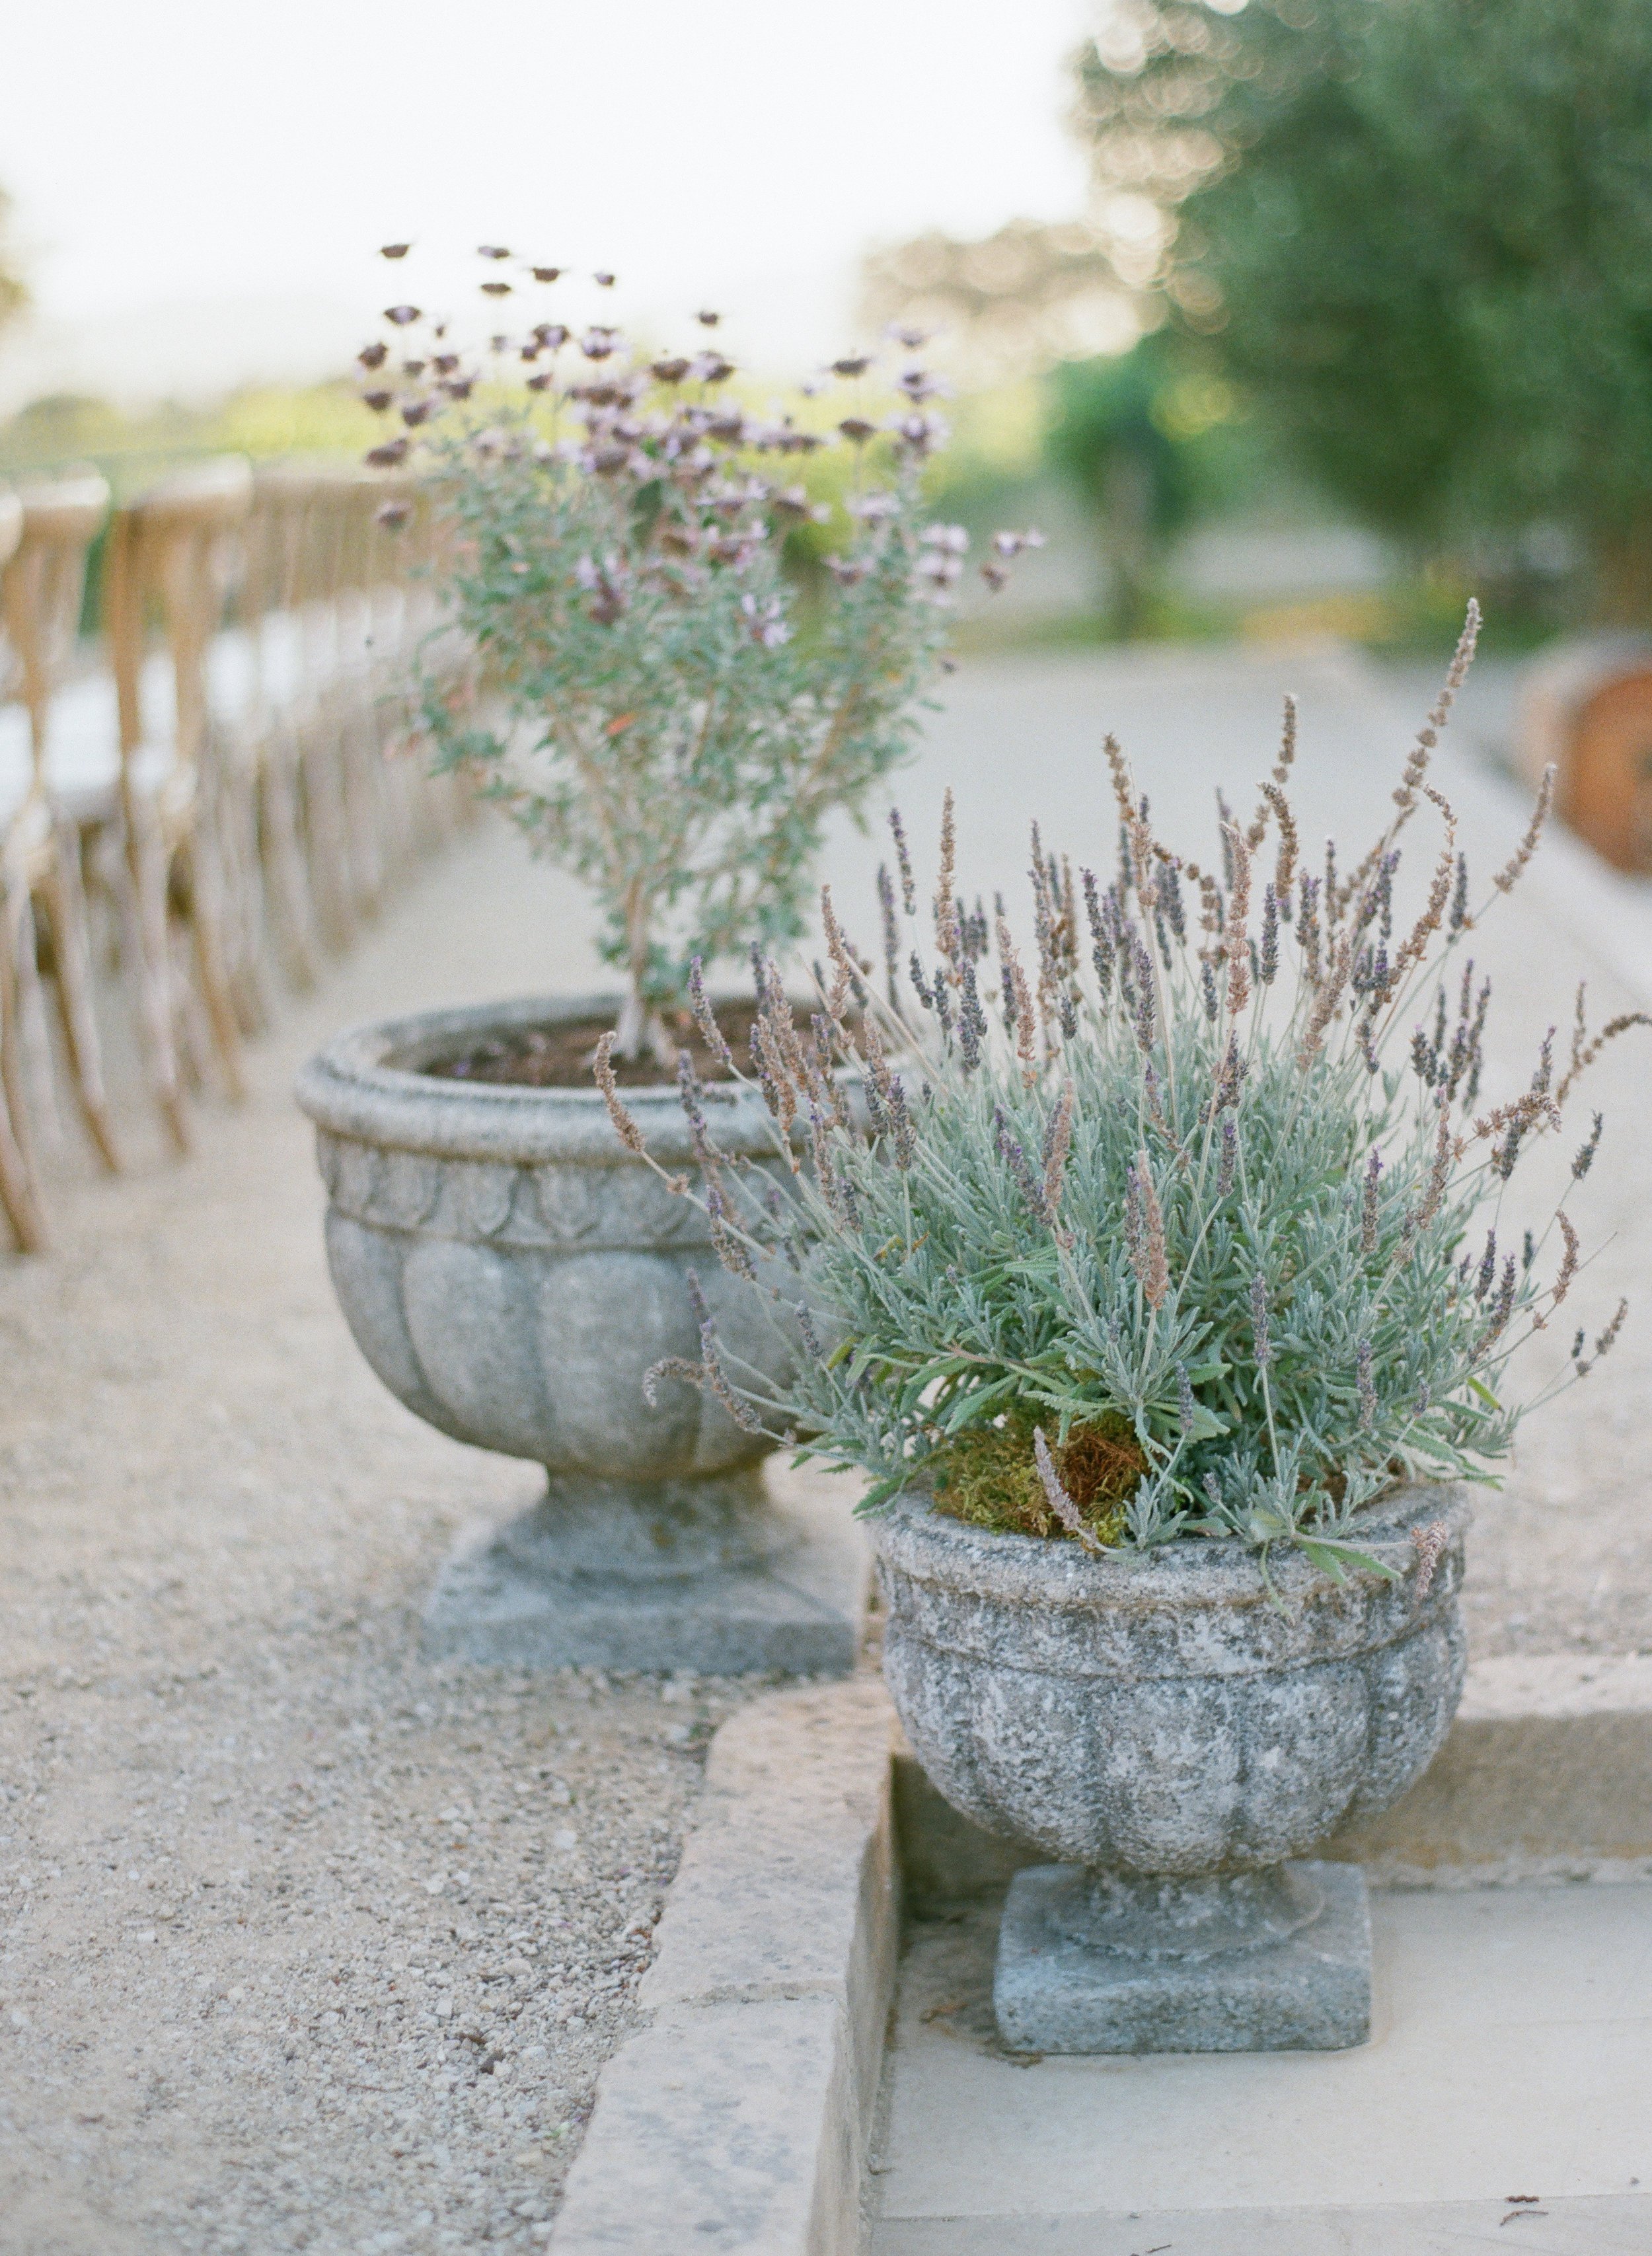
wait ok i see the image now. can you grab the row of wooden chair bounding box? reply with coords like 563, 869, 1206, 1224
0, 459, 470, 1251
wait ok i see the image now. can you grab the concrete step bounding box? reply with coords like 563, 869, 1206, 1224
871, 1884, 1652, 2254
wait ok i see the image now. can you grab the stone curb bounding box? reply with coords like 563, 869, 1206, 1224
549, 1680, 898, 2256
551, 1653, 1651, 2252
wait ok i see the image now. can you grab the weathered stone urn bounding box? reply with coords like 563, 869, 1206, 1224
872, 1482, 1470, 2054
295, 993, 864, 1674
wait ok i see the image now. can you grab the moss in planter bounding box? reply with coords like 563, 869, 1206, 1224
931, 1415, 1146, 1546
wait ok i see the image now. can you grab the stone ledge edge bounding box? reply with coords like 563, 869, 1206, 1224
548, 1653, 1650, 2252
549, 1680, 898, 2256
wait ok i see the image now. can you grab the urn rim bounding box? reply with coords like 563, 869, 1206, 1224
869, 1480, 1471, 1617
294, 990, 780, 1167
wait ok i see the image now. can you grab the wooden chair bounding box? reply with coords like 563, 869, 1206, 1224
104, 459, 254, 1147
0, 489, 46, 1250
0, 475, 124, 1250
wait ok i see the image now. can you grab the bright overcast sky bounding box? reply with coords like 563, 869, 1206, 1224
0, 0, 1096, 400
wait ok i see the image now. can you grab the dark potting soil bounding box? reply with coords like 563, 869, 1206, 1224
420, 999, 812, 1090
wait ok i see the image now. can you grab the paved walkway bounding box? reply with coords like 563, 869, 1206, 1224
874, 1883, 1652, 2253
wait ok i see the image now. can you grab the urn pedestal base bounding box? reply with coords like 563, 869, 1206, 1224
421, 1464, 869, 1676
994, 1860, 1371, 2055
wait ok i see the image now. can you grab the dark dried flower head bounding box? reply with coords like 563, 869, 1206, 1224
532, 266, 562, 283
380, 243, 411, 259
695, 309, 721, 326
831, 354, 871, 377
358, 340, 389, 369
837, 417, 877, 444
1411, 1521, 1449, 1602
383, 304, 421, 326
365, 437, 410, 468
594, 270, 617, 287
375, 500, 412, 531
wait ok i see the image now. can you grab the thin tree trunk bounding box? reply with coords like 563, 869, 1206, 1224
610, 883, 675, 1069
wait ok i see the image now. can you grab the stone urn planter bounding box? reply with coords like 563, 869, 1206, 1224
295, 993, 864, 1674
872, 1482, 1470, 2054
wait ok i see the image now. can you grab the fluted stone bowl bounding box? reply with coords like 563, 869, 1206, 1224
296, 992, 793, 1483
295, 995, 868, 1674
872, 1483, 1470, 1876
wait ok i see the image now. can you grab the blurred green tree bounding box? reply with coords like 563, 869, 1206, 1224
1044, 330, 1251, 632
1078, 0, 1652, 621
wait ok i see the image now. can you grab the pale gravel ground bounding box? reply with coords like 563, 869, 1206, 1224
3, 648, 1651, 2252
0, 815, 771, 2255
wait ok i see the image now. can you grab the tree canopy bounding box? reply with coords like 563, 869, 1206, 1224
1078, 0, 1652, 618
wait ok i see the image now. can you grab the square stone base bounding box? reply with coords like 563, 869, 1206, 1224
994, 1860, 1371, 2055
422, 1470, 869, 1676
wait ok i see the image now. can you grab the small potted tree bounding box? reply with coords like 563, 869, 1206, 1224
296, 251, 1038, 1673
617, 607, 1642, 2046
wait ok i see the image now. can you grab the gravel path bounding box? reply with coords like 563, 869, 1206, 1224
0, 825, 766, 2255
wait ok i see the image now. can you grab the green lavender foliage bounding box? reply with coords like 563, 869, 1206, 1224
632, 609, 1637, 1560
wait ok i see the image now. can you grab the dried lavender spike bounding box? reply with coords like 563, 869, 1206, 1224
1491, 765, 1554, 896
1259, 883, 1279, 986
1361, 1148, 1382, 1258
688, 956, 735, 1074
1356, 1337, 1376, 1429
888, 806, 917, 916
1474, 1230, 1497, 1301
1573, 1111, 1603, 1180
1127, 1151, 1170, 1310
887, 1074, 917, 1169
643, 1355, 704, 1408
877, 864, 901, 1004
1250, 1271, 1272, 1369
1217, 1111, 1237, 1197
593, 1031, 648, 1155
1041, 1082, 1076, 1224
1032, 1427, 1102, 1552
1176, 1363, 1197, 1436
1448, 851, 1470, 933
677, 1047, 714, 1168
959, 957, 986, 1071
1411, 1520, 1449, 1602
706, 1178, 757, 1281
993, 1104, 1048, 1224
933, 788, 960, 975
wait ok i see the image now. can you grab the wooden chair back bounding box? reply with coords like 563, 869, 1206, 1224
0, 474, 109, 794
105, 459, 253, 779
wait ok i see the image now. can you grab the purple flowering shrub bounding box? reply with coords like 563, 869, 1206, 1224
356, 249, 1039, 1061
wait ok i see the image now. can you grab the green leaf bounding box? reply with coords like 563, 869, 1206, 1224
1295, 1538, 1402, 1582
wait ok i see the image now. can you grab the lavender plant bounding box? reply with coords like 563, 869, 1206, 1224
356, 248, 1039, 1062
598, 607, 1643, 1569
